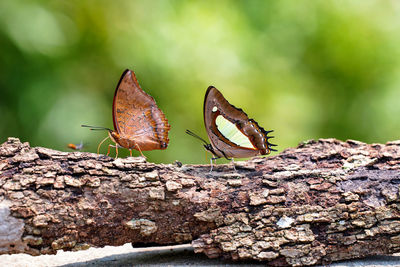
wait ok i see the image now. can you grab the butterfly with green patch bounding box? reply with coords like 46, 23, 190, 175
187, 86, 276, 165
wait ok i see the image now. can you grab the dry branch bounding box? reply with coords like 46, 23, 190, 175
1, 137, 400, 266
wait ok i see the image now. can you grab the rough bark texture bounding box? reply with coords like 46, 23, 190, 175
1, 137, 400, 266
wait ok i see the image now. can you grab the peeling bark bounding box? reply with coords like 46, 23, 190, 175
1, 137, 400, 266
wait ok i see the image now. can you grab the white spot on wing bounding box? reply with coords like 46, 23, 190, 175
212, 106, 218, 112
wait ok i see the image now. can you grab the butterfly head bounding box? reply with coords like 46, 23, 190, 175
203, 143, 216, 156
108, 130, 120, 144
186, 129, 219, 157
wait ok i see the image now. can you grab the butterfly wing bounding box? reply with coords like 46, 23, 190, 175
112, 70, 170, 151
203, 86, 274, 158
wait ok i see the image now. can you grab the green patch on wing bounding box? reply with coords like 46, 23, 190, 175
215, 115, 255, 149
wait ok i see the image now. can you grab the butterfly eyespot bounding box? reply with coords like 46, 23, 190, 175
212, 106, 218, 112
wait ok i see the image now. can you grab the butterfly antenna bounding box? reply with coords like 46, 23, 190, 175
185, 129, 209, 145
81, 125, 112, 131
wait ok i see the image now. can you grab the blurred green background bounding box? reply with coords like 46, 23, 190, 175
1, 0, 400, 164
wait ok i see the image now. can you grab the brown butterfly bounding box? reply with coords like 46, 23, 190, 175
83, 69, 170, 158
187, 86, 276, 166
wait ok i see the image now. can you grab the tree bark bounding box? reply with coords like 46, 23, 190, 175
0, 137, 400, 266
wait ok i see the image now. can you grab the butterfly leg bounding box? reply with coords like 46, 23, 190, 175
230, 158, 237, 171
106, 144, 114, 156
97, 136, 110, 154
135, 144, 146, 159
209, 157, 219, 173
115, 144, 119, 159
106, 144, 118, 157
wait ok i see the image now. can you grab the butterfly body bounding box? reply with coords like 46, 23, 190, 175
111, 70, 170, 152
198, 86, 276, 160
83, 69, 170, 158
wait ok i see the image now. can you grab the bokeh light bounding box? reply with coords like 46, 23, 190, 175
1, 0, 399, 164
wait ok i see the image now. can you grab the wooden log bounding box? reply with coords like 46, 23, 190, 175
0, 137, 400, 266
